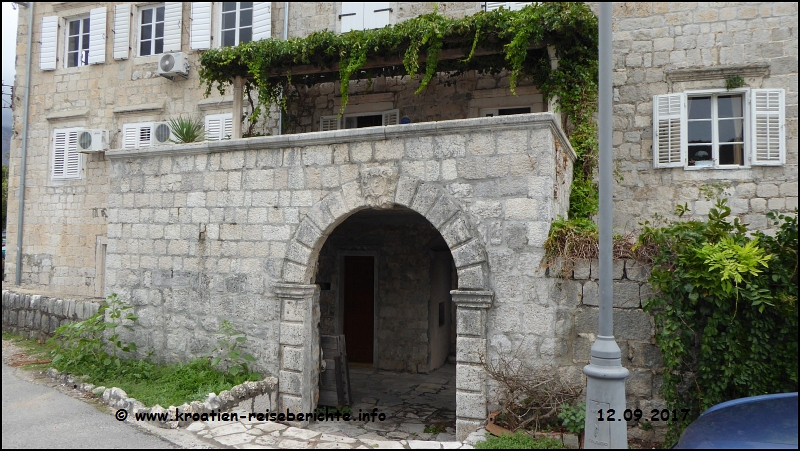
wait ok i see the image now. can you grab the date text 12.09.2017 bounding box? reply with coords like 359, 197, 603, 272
597, 408, 691, 422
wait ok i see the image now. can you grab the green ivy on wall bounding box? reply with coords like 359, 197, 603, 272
198, 2, 599, 219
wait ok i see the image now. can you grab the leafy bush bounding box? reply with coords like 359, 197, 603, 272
210, 320, 257, 377
167, 116, 205, 143
50, 293, 138, 375
475, 431, 563, 449
558, 402, 585, 434
637, 200, 798, 444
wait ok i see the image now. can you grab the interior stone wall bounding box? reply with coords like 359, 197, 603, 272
315, 209, 454, 373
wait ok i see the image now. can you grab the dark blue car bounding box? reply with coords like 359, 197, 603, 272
674, 392, 798, 449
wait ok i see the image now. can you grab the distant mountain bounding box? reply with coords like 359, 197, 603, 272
2, 126, 10, 165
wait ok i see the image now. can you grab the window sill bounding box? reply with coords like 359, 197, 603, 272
684, 165, 751, 171
133, 55, 162, 65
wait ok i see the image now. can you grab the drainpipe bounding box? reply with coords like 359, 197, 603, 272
278, 2, 288, 135
15, 2, 34, 285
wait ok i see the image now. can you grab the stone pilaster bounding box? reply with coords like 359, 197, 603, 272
275, 283, 320, 425
451, 290, 493, 441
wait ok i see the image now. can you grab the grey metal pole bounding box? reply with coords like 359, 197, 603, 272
15, 2, 34, 285
583, 3, 629, 448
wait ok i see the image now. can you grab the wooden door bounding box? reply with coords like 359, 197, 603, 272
343, 256, 374, 364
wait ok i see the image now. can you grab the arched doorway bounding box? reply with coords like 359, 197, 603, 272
311, 207, 458, 438
274, 176, 494, 441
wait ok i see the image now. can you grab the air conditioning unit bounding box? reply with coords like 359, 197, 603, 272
152, 122, 174, 144
77, 129, 109, 152
157, 52, 189, 79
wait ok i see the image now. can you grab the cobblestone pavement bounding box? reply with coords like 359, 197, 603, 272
186, 363, 482, 449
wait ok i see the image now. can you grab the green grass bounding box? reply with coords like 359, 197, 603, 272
475, 431, 564, 449
424, 425, 447, 434
3, 332, 261, 407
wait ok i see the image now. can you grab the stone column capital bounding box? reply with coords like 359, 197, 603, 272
450, 290, 493, 309
273, 283, 319, 299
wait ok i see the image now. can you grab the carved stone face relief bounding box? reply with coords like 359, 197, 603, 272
359, 165, 399, 209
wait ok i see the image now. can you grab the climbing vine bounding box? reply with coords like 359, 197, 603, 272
199, 2, 599, 219
637, 202, 798, 445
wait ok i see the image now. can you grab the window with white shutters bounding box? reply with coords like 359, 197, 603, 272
40, 16, 59, 70
113, 4, 131, 60
122, 122, 173, 148
321, 109, 400, 131
340, 2, 391, 33
220, 2, 254, 46
652, 89, 785, 169
52, 129, 83, 180
205, 114, 233, 140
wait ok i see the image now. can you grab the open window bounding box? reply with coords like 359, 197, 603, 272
320, 109, 399, 131
653, 89, 785, 169
479, 106, 532, 117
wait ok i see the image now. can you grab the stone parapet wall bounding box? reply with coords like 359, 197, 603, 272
2, 289, 102, 340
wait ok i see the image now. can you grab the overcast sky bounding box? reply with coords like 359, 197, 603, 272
2, 3, 20, 129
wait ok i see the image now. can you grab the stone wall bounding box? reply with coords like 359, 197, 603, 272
6, 2, 547, 297
101, 113, 573, 438
2, 289, 102, 340
601, 2, 798, 232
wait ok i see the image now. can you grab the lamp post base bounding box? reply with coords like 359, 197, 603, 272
583, 336, 629, 449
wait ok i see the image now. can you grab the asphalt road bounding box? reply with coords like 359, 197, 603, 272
1, 360, 180, 449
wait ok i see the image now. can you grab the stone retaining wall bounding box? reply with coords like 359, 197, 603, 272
2, 290, 103, 340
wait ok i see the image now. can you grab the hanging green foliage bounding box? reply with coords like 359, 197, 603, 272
198, 3, 599, 219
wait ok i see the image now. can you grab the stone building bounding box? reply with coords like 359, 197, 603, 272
3, 1, 796, 441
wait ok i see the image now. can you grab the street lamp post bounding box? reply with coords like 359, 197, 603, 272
583, 3, 629, 448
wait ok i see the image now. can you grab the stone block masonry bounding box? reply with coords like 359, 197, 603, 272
2, 289, 102, 340
103, 113, 574, 440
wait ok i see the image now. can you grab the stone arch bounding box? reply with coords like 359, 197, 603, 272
281, 173, 491, 291
274, 171, 494, 440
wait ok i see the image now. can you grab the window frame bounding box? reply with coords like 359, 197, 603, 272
218, 2, 254, 47
684, 88, 749, 170
137, 3, 166, 57
51, 128, 84, 180
65, 15, 91, 68
479, 106, 533, 117
320, 109, 399, 131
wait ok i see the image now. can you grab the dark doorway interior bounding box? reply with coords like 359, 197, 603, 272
343, 255, 375, 364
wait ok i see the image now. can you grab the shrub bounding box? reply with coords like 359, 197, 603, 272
167, 116, 205, 143
637, 200, 798, 444
475, 431, 563, 449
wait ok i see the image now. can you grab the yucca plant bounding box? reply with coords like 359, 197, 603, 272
167, 116, 205, 143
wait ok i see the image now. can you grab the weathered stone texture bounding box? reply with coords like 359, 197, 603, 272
596, 2, 799, 232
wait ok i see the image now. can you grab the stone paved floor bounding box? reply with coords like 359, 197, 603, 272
187, 363, 473, 449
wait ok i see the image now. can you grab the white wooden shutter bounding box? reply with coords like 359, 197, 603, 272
52, 129, 81, 179
751, 89, 785, 166
382, 109, 399, 126
511, 2, 533, 10
191, 2, 212, 50
163, 2, 183, 52
364, 2, 390, 30
252, 2, 272, 41
122, 124, 139, 149
320, 115, 341, 131
88, 7, 107, 64
205, 114, 233, 140
113, 4, 130, 60
122, 123, 155, 149
653, 94, 685, 168
340, 2, 363, 33
40, 16, 58, 70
